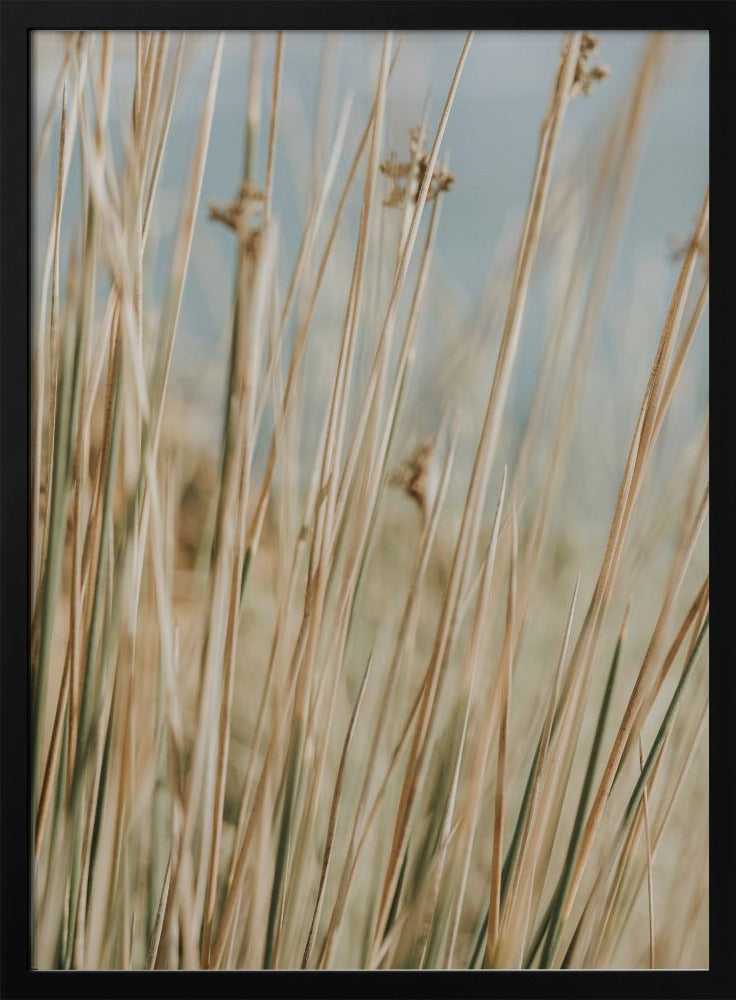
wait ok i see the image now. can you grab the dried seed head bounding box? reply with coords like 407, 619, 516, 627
380, 127, 455, 209
580, 32, 600, 59
570, 33, 610, 98
389, 437, 438, 518
209, 180, 266, 238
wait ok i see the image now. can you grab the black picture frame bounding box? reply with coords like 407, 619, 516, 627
2, 4, 733, 998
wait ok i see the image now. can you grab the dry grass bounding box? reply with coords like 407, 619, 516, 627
31, 29, 708, 970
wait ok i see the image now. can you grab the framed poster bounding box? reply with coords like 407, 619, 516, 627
1, 3, 731, 996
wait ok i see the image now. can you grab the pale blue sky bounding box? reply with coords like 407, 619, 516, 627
33, 30, 708, 471
33, 30, 708, 310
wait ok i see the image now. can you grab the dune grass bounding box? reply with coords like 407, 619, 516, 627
31, 29, 708, 970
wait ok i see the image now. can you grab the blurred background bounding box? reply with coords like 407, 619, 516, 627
33, 31, 708, 485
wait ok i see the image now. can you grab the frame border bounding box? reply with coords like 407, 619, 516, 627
2, 4, 733, 998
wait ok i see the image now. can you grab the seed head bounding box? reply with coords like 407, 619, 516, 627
380, 126, 454, 209
570, 33, 611, 98
209, 181, 266, 239
389, 437, 438, 519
